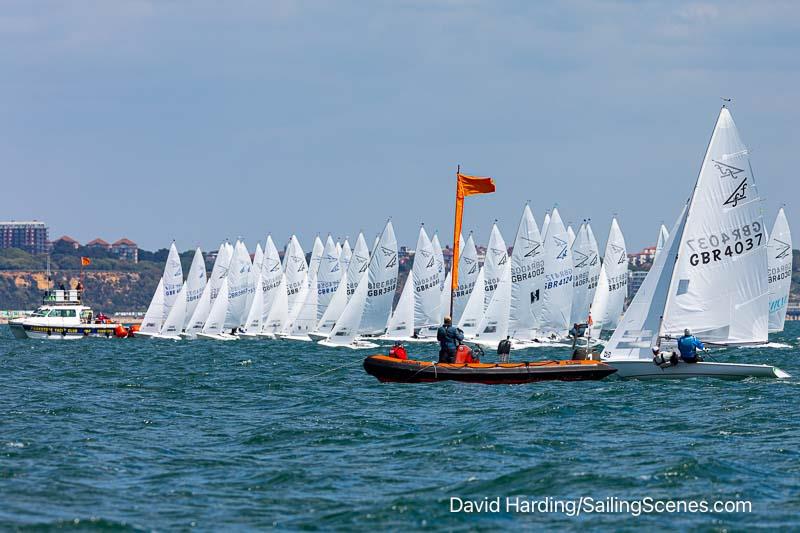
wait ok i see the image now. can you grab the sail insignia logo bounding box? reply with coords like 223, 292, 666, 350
382, 246, 397, 269
554, 237, 568, 260
492, 248, 508, 266
468, 263, 478, 274
714, 160, 748, 208
774, 238, 791, 260
522, 237, 542, 258
610, 243, 626, 264
573, 249, 590, 268
427, 256, 435, 268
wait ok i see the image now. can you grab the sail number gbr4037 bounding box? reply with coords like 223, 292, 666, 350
686, 221, 764, 266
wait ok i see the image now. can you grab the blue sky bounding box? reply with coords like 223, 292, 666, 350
1, 1, 798, 254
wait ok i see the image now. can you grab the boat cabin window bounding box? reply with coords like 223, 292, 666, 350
31, 307, 49, 317
49, 309, 77, 318
80, 310, 93, 323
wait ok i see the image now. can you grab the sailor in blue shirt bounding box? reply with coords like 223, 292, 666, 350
677, 328, 705, 363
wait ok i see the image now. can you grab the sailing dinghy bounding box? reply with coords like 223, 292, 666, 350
599, 107, 789, 379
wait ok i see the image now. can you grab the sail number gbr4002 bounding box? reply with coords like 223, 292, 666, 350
686, 220, 764, 266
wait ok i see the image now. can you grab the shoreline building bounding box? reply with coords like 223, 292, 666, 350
0, 221, 49, 255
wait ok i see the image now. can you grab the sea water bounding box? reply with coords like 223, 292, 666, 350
1, 324, 799, 530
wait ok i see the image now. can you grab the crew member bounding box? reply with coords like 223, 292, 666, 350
569, 322, 588, 339
437, 316, 463, 363
677, 328, 705, 363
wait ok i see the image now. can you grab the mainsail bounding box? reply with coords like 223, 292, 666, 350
655, 224, 669, 261
452, 233, 479, 323
570, 223, 600, 325
202, 277, 230, 337
590, 218, 628, 334
539, 208, 573, 334
346, 233, 370, 300
508, 204, 545, 340
767, 207, 792, 333
359, 221, 398, 335
317, 236, 343, 319
183, 248, 207, 330
661, 107, 768, 344
411, 226, 442, 328
483, 223, 508, 309
224, 241, 252, 330
162, 242, 184, 322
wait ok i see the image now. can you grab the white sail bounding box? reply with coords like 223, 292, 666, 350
202, 277, 230, 336
326, 270, 369, 345
223, 241, 252, 330
243, 268, 265, 334
385, 271, 415, 338
452, 233, 479, 323
346, 233, 370, 300
262, 273, 289, 335
260, 235, 284, 325
244, 243, 264, 318
483, 223, 509, 309
317, 236, 343, 319
431, 233, 446, 291
661, 107, 768, 344
570, 223, 601, 325
183, 248, 207, 330
284, 236, 324, 337
541, 212, 551, 238
655, 224, 669, 261
590, 218, 628, 333
162, 242, 184, 322
539, 208, 573, 334
439, 270, 452, 322
283, 235, 309, 315
602, 205, 689, 360
475, 261, 512, 343
768, 208, 792, 333
509, 204, 545, 340
314, 272, 349, 336
160, 281, 187, 337
411, 226, 441, 328
139, 278, 166, 335
184, 243, 229, 338
339, 239, 352, 275
184, 278, 212, 338
458, 267, 485, 337
567, 225, 576, 249
359, 221, 398, 334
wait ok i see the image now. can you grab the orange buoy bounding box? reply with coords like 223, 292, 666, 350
115, 325, 128, 338
130, 324, 141, 333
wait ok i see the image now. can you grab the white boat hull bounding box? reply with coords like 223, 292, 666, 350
195, 332, 239, 341
318, 339, 379, 350
281, 334, 313, 342
307, 332, 329, 342
606, 359, 790, 380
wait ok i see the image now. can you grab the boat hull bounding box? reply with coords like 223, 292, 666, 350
606, 359, 790, 379
363, 355, 617, 384
195, 332, 239, 341
307, 332, 329, 341
9, 322, 121, 340
319, 339, 379, 350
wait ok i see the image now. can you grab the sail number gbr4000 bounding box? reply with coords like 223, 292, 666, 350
686, 221, 764, 266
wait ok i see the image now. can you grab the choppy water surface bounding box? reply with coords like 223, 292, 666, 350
1, 324, 799, 531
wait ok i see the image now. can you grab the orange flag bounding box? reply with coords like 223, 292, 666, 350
81, 257, 91, 266
451, 172, 495, 316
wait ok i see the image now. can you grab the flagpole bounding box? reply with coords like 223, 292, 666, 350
450, 164, 460, 318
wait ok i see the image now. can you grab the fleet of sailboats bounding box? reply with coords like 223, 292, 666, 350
134, 106, 792, 379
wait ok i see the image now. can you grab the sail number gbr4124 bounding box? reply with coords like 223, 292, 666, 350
686, 220, 764, 266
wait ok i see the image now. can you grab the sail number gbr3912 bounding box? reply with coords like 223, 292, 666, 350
685, 221, 763, 266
